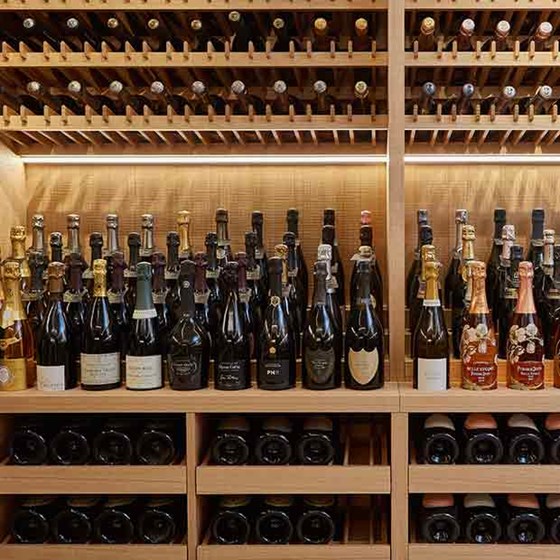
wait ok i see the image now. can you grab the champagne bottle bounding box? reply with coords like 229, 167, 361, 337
177, 211, 194, 262
190, 80, 226, 115
286, 208, 309, 313
105, 214, 122, 257
444, 208, 467, 321
52, 497, 101, 544
255, 417, 293, 464
419, 494, 460, 543
541, 230, 558, 358
36, 262, 75, 391
230, 80, 265, 115
25, 251, 47, 347
258, 257, 296, 390
126, 261, 163, 390
507, 261, 545, 390
297, 416, 337, 465
64, 254, 86, 380
460, 261, 498, 390
353, 17, 371, 51
303, 261, 342, 390
413, 261, 449, 391
50, 232, 63, 263
345, 259, 384, 389
410, 243, 437, 342
0, 262, 35, 391
486, 208, 507, 311
138, 497, 179, 544
252, 211, 268, 287
94, 497, 137, 543
215, 262, 251, 390
81, 259, 121, 391
417, 16, 436, 50
255, 496, 294, 544
528, 208, 546, 311
506, 413, 545, 464
352, 81, 371, 115
211, 496, 252, 544
216, 208, 233, 267
140, 214, 155, 262
168, 260, 211, 390
107, 251, 129, 376
228, 11, 263, 52
271, 80, 305, 115
205, 232, 223, 341
28, 214, 48, 258
245, 231, 266, 316
284, 232, 305, 339
152, 251, 171, 370
12, 497, 57, 543
64, 214, 87, 280
505, 494, 545, 544
166, 231, 180, 299
322, 211, 345, 308
124, 232, 140, 318
7, 226, 31, 295
84, 232, 103, 297
406, 209, 430, 307
463, 413, 503, 464
193, 252, 212, 335
317, 244, 343, 333
10, 418, 49, 465
296, 496, 337, 544
419, 413, 459, 464
463, 494, 502, 544
210, 416, 251, 465
417, 82, 436, 115
236, 252, 256, 358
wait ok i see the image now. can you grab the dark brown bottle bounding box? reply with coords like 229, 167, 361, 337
236, 252, 256, 359
152, 251, 171, 372
136, 419, 179, 465
505, 413, 545, 464
406, 209, 429, 307
94, 496, 137, 544
419, 494, 460, 543
544, 239, 560, 359
64, 254, 86, 379
12, 496, 58, 543
24, 250, 47, 348
210, 416, 251, 465
287, 209, 309, 310
409, 229, 435, 337
211, 496, 252, 544
138, 497, 180, 544
124, 232, 141, 318
322, 218, 345, 308
296, 496, 338, 544
107, 251, 129, 376
463, 494, 502, 544
50, 418, 92, 465
486, 208, 507, 311
463, 413, 503, 464
297, 416, 337, 465
216, 209, 233, 268
545, 413, 560, 464
52, 497, 102, 544
255, 417, 293, 465
505, 494, 545, 544
10, 417, 49, 465
84, 232, 103, 297
255, 496, 294, 544
419, 413, 459, 464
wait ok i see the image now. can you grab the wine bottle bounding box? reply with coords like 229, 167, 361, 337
546, 495, 560, 543
64, 214, 87, 280
193, 252, 212, 334
216, 208, 233, 267
255, 496, 294, 544
312, 80, 341, 115
140, 214, 155, 262
230, 80, 265, 115
50, 419, 92, 465
12, 497, 58, 543
406, 209, 430, 307
6, 226, 32, 295
460, 261, 498, 390
486, 208, 507, 311
416, 16, 436, 50
149, 81, 191, 114
50, 232, 63, 263
505, 494, 545, 544
419, 494, 460, 543
245, 231, 266, 316
0, 261, 35, 391
409, 232, 435, 338
352, 81, 372, 115
27, 213, 48, 258
545, 413, 560, 464
210, 416, 251, 465
190, 17, 224, 53
497, 238, 521, 358
236, 251, 256, 358
287, 208, 309, 308
310, 16, 331, 51
84, 232, 103, 297
94, 497, 137, 544
419, 413, 459, 464
303, 261, 342, 390
463, 413, 503, 464
190, 80, 226, 115
353, 17, 371, 51
126, 261, 163, 390
417, 82, 436, 114
36, 262, 75, 391
317, 244, 343, 333
152, 251, 171, 371
345, 259, 384, 390
297, 416, 337, 465
528, 209, 546, 309
107, 251, 129, 376
93, 419, 134, 465
272, 80, 305, 115
258, 257, 296, 390
138, 497, 179, 544
296, 496, 337, 544
165, 231, 180, 316
252, 211, 268, 287
542, 231, 558, 358
10, 417, 50, 465
522, 21, 553, 50
463, 494, 502, 544
211, 496, 252, 544
52, 497, 101, 544
215, 262, 251, 390
413, 261, 449, 391
322, 220, 345, 308
168, 260, 211, 391
284, 232, 305, 339
270, 16, 294, 52
255, 417, 293, 465
124, 232, 141, 318
25, 250, 47, 348
136, 419, 179, 465
64, 254, 86, 379
507, 261, 545, 390
205, 232, 223, 341
105, 214, 122, 257
177, 211, 194, 262
505, 413, 545, 464
228, 11, 263, 52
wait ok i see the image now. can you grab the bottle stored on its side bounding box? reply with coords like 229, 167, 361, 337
419, 414, 459, 465
255, 417, 293, 465
126, 262, 163, 391
296, 496, 338, 544
419, 494, 460, 543
546, 414, 560, 464
303, 261, 342, 390
50, 419, 92, 465
505, 494, 545, 544
505, 413, 545, 464
345, 259, 384, 390
507, 261, 545, 390
93, 418, 135, 465
546, 494, 560, 543
297, 416, 337, 465
255, 496, 294, 544
210, 416, 252, 466
136, 419, 178, 465
463, 413, 503, 464
36, 262, 75, 392
94, 497, 137, 544
211, 496, 252, 544
10, 417, 50, 465
168, 260, 211, 391
52, 497, 102, 544
11, 496, 58, 543
463, 494, 502, 544
137, 497, 179, 544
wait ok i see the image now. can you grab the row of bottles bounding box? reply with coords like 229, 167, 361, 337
418, 412, 560, 465
0, 208, 384, 393
12, 495, 185, 544
410, 83, 557, 116
10, 415, 183, 465
412, 16, 557, 52
0, 79, 378, 117
407, 207, 560, 391
419, 493, 560, 544
0, 12, 383, 53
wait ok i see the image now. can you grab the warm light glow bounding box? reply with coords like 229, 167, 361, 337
405, 154, 560, 164
21, 154, 388, 165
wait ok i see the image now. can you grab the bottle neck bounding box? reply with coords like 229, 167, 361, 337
129, 245, 139, 270
254, 223, 264, 250
136, 275, 155, 312
501, 239, 513, 263
516, 274, 536, 314
206, 244, 218, 270
237, 263, 248, 291
217, 222, 229, 246
246, 245, 258, 270
110, 264, 125, 293
269, 269, 283, 298
287, 217, 299, 239
178, 223, 192, 258
180, 276, 196, 316
30, 263, 45, 292
68, 228, 81, 254
48, 278, 64, 299
532, 244, 544, 267
355, 268, 371, 303
90, 245, 103, 267
107, 227, 119, 254
454, 222, 464, 254
69, 265, 83, 292
32, 227, 45, 253
463, 239, 475, 261
3, 277, 26, 321
424, 275, 439, 302
93, 270, 107, 298
286, 245, 297, 274
11, 239, 26, 259
313, 273, 327, 305
494, 221, 505, 241
167, 244, 179, 270
470, 275, 489, 313
152, 265, 166, 293
194, 263, 208, 292
51, 245, 63, 262
554, 256, 560, 284
141, 227, 154, 255
360, 226, 373, 248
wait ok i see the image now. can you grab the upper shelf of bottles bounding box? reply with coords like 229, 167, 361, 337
405, 0, 560, 9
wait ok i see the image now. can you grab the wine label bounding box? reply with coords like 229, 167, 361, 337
422, 299, 441, 307
255, 248, 264, 259
247, 268, 261, 281
424, 413, 455, 431
461, 323, 498, 390
239, 289, 252, 304
0, 358, 28, 391
126, 355, 162, 389
508, 360, 544, 390
195, 291, 210, 305
82, 269, 93, 280
81, 352, 120, 386
216, 247, 227, 260
206, 270, 220, 279
288, 269, 298, 278
503, 287, 518, 299
327, 275, 339, 291
108, 292, 124, 305
164, 271, 179, 281
63, 292, 83, 304
132, 308, 158, 319
348, 348, 379, 386
304, 347, 335, 386
216, 360, 247, 390
124, 270, 137, 279
259, 359, 291, 388
37, 365, 66, 392
507, 413, 537, 430
152, 293, 166, 305
464, 494, 495, 509
417, 358, 448, 391
168, 356, 203, 389
21, 292, 40, 302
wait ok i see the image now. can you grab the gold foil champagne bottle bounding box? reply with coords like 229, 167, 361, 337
0, 262, 35, 390
461, 261, 498, 390
7, 226, 31, 295
177, 211, 194, 262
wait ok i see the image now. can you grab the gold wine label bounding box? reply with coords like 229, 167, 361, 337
0, 357, 28, 391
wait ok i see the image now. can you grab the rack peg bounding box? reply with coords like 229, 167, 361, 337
43, 105, 51, 125
166, 42, 175, 61
101, 41, 110, 61
265, 104, 272, 122
346, 103, 353, 122
371, 40, 377, 58
476, 102, 482, 123
125, 105, 134, 124
528, 104, 535, 122
412, 104, 419, 122
85, 104, 93, 125
102, 105, 111, 124
184, 105, 192, 123
18, 41, 30, 61
329, 104, 335, 122
514, 40, 520, 59
330, 40, 336, 58
207, 105, 214, 123
1, 41, 15, 61
475, 40, 481, 59
182, 41, 190, 60
347, 40, 353, 58
451, 40, 458, 59
490, 40, 496, 59
513, 104, 519, 122
225, 104, 231, 123
306, 40, 312, 58
142, 41, 151, 60
289, 40, 295, 58
248, 41, 255, 59
413, 40, 419, 59
306, 103, 312, 122
248, 104, 255, 122
552, 105, 558, 123
125, 41, 135, 61
84, 41, 95, 60
143, 105, 152, 124
553, 40, 559, 60
60, 41, 70, 61
529, 41, 535, 59
224, 41, 231, 60
61, 105, 70, 126
436, 102, 442, 122
265, 40, 271, 59
289, 104, 295, 123
451, 103, 457, 122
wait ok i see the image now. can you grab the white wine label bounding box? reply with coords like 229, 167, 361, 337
424, 413, 455, 431
126, 354, 162, 389
164, 271, 179, 281
21, 292, 40, 302
348, 348, 379, 385
206, 270, 220, 279
247, 268, 261, 281
81, 352, 120, 385
37, 365, 66, 392
132, 308, 158, 319
417, 358, 448, 391
195, 291, 210, 305
507, 413, 537, 430
422, 299, 441, 307
152, 293, 166, 305
108, 292, 124, 305
464, 494, 496, 509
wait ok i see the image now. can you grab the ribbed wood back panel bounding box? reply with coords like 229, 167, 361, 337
24, 164, 387, 301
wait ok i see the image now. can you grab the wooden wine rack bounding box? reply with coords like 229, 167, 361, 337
1, 1, 560, 560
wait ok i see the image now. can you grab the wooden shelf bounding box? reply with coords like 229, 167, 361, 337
409, 465, 560, 494
406, 50, 560, 67
405, 0, 558, 9
197, 465, 391, 495
0, 384, 400, 413
0, 465, 187, 494
408, 544, 560, 560
1, 544, 187, 560
198, 544, 390, 560
405, 115, 560, 131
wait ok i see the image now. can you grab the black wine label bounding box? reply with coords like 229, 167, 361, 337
169, 356, 202, 389
304, 347, 335, 385
216, 361, 247, 390
260, 359, 291, 387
